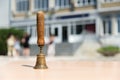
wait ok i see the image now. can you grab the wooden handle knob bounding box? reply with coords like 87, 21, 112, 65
37, 11, 45, 46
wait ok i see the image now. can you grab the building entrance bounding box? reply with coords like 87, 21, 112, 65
62, 26, 68, 42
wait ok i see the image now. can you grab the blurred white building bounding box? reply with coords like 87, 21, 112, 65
0, 0, 10, 28
1, 0, 120, 45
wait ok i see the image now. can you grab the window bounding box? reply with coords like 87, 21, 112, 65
118, 16, 120, 32
76, 25, 83, 34
103, 21, 106, 34
16, 0, 29, 12
77, 0, 96, 6
55, 0, 70, 9
34, 0, 48, 11
77, 0, 83, 6
103, 19, 112, 35
108, 20, 112, 34
103, 0, 119, 3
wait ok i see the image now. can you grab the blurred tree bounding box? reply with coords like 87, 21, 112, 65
0, 28, 24, 55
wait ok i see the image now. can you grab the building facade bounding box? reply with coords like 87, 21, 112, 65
0, 0, 10, 28
8, 0, 120, 45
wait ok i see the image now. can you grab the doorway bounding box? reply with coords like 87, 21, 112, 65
62, 26, 68, 42
85, 24, 95, 33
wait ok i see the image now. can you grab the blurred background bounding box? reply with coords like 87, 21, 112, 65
0, 0, 120, 59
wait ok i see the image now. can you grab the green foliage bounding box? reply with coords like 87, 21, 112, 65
0, 28, 24, 55
97, 46, 120, 56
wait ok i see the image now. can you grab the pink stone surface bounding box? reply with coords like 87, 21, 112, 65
0, 60, 120, 80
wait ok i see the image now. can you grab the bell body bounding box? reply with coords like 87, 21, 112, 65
34, 53, 48, 69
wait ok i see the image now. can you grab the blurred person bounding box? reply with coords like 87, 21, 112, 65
14, 37, 21, 56
7, 33, 16, 56
47, 34, 55, 57
21, 33, 31, 57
